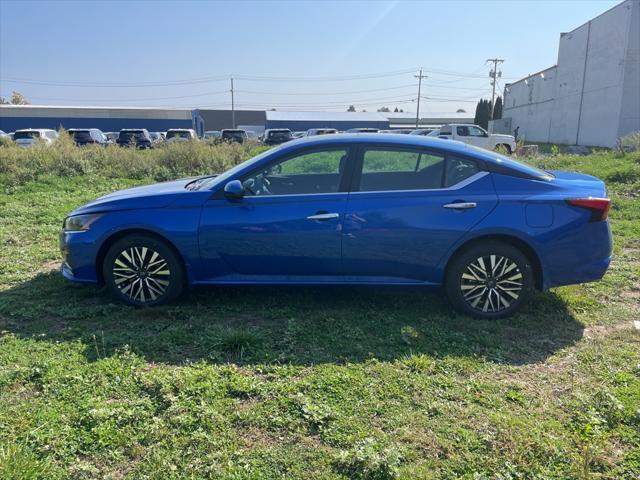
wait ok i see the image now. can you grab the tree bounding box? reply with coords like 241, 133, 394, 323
0, 90, 30, 105
492, 96, 503, 120
377, 106, 390, 112
394, 107, 399, 112
347, 105, 356, 112
473, 98, 491, 130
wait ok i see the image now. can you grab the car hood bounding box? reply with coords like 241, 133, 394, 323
491, 134, 515, 141
69, 177, 199, 215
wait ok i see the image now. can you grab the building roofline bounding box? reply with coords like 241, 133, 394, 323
504, 65, 558, 88
559, 0, 632, 38
0, 104, 190, 111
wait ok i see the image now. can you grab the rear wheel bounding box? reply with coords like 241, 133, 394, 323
103, 234, 184, 307
445, 241, 533, 319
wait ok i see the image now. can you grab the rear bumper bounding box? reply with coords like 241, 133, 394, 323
541, 220, 613, 289
543, 254, 612, 289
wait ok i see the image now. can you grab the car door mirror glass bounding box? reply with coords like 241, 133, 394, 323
224, 180, 244, 199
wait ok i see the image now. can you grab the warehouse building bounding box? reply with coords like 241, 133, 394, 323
0, 105, 202, 134
500, 0, 639, 147
264, 110, 389, 131
1, 105, 469, 134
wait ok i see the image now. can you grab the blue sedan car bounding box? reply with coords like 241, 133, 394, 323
60, 134, 612, 318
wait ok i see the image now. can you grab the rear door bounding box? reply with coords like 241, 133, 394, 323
342, 145, 498, 283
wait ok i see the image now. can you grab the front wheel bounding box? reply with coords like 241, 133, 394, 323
103, 234, 184, 306
445, 241, 533, 319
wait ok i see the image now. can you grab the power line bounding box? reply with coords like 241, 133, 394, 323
0, 68, 417, 88
235, 83, 418, 96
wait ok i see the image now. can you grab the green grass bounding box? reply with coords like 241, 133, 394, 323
0, 148, 638, 479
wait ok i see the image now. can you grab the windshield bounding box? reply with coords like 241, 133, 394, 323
14, 131, 40, 139
222, 130, 246, 139
69, 130, 92, 140
119, 131, 145, 141
167, 131, 191, 139
492, 152, 553, 179
268, 130, 291, 139
195, 144, 284, 190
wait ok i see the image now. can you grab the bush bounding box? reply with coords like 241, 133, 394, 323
0, 132, 269, 187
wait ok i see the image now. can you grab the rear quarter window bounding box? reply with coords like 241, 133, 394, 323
444, 156, 480, 187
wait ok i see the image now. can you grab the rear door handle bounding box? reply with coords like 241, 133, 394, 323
443, 202, 477, 210
307, 212, 340, 221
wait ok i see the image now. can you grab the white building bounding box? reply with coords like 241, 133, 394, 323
501, 0, 639, 147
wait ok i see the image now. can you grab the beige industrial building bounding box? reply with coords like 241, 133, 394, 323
498, 0, 639, 147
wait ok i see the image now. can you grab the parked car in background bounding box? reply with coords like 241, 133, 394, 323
13, 129, 58, 147
410, 128, 435, 136
306, 128, 337, 136
104, 132, 119, 143
116, 129, 153, 149
203, 130, 222, 141
8, 132, 14, 141
60, 134, 612, 318
292, 131, 306, 139
67, 128, 109, 146
148, 132, 164, 146
262, 128, 293, 145
221, 129, 248, 143
379, 129, 413, 134
346, 128, 379, 133
166, 128, 198, 143
428, 124, 516, 153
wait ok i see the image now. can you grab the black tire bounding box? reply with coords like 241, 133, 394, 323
103, 234, 184, 307
496, 144, 512, 154
445, 241, 533, 319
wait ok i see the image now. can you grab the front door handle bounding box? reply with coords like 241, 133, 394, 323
443, 202, 477, 210
307, 212, 340, 221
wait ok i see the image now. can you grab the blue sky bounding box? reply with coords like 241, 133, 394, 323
0, 0, 620, 113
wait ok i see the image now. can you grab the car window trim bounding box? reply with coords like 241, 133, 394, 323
349, 171, 489, 196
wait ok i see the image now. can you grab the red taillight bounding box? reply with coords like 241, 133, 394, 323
567, 197, 611, 221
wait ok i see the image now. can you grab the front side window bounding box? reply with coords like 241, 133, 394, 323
468, 126, 487, 137
359, 149, 445, 192
241, 148, 348, 196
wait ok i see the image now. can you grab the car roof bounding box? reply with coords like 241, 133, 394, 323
276, 133, 513, 163
15, 128, 55, 132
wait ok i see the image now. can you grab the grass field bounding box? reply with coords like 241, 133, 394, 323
0, 144, 639, 479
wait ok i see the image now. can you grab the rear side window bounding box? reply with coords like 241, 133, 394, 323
359, 149, 445, 192
444, 155, 480, 187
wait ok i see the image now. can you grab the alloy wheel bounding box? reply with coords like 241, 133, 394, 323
460, 254, 523, 313
112, 246, 170, 303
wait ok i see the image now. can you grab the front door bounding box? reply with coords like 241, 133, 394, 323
197, 147, 352, 281
342, 146, 498, 283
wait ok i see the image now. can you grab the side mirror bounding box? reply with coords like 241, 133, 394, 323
224, 180, 244, 199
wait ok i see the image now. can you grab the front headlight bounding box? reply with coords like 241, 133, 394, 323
63, 213, 104, 232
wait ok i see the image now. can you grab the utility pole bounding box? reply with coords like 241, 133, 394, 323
487, 58, 504, 122
414, 68, 427, 128
230, 75, 236, 129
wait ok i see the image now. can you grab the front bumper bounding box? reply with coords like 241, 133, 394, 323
59, 230, 99, 284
